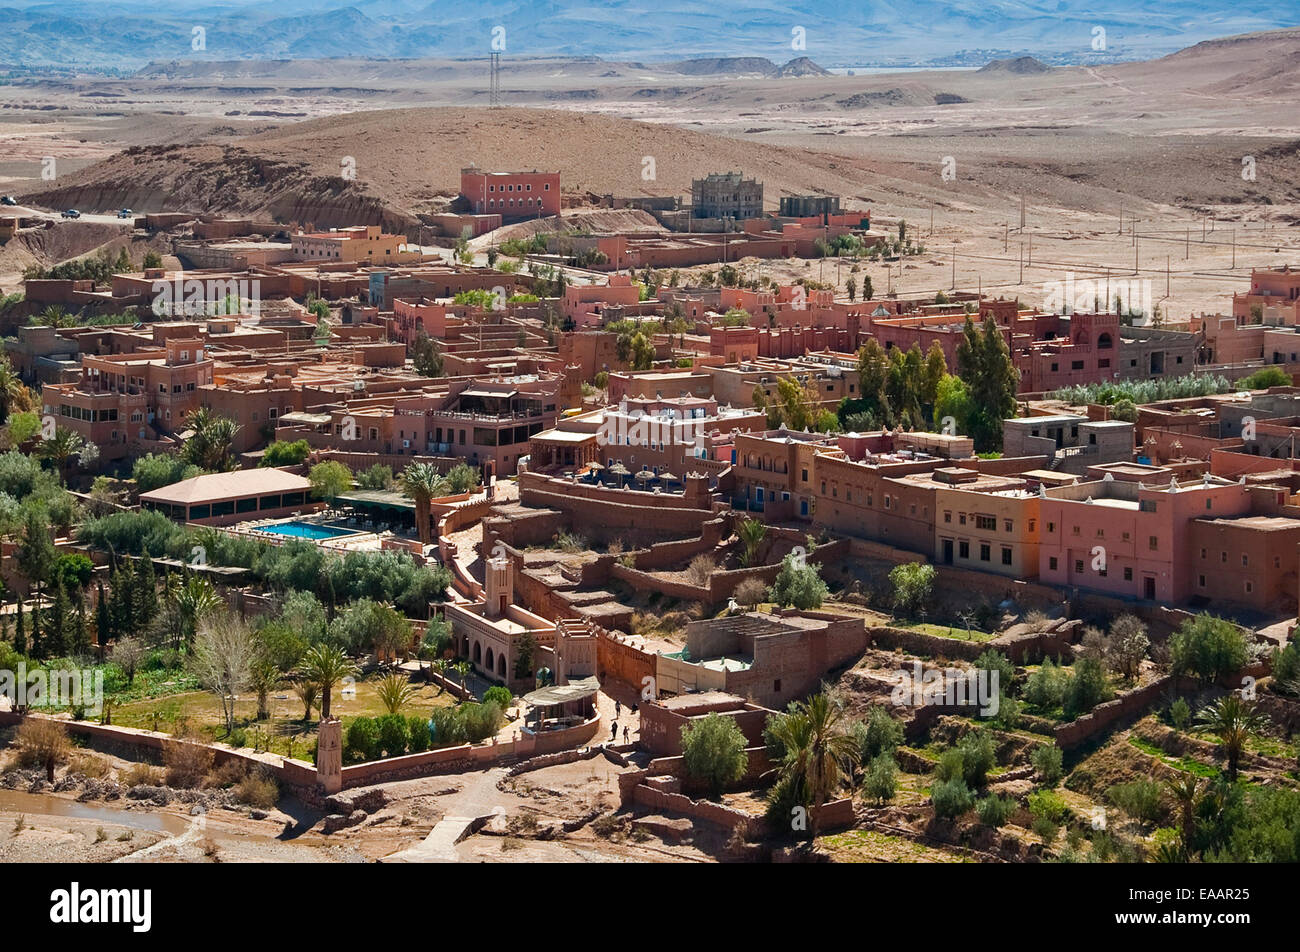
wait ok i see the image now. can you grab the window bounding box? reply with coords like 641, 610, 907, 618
1148, 535, 1158, 550
979, 544, 990, 562
1049, 557, 1058, 570
959, 513, 967, 525
1199, 575, 1206, 588
975, 515, 996, 531
1242, 554, 1249, 567
1123, 567, 1133, 581
1004, 519, 1013, 532
1245, 581, 1253, 594
944, 511, 952, 523
959, 541, 970, 559
1074, 560, 1084, 574
773, 679, 781, 693
1047, 521, 1055, 533
1001, 547, 1012, 565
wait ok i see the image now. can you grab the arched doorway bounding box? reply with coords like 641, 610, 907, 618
472, 642, 482, 666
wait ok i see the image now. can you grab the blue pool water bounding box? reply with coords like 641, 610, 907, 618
259, 521, 356, 541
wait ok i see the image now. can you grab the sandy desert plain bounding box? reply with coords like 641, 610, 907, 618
0, 28, 1297, 321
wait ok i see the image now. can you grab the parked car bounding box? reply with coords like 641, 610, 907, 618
60, 209, 80, 219
0, 196, 17, 206
117, 208, 132, 218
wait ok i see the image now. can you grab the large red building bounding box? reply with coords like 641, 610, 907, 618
460, 169, 560, 221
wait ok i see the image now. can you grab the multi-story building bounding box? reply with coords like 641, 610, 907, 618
41, 337, 215, 462
290, 225, 418, 265
691, 172, 764, 220
460, 169, 561, 220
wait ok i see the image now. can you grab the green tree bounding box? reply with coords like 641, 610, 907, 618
736, 517, 767, 567
1195, 694, 1266, 782
768, 553, 827, 610
180, 407, 241, 471
1169, 614, 1249, 683
307, 460, 353, 505
398, 462, 444, 547
301, 643, 359, 720
261, 439, 310, 467
956, 315, 1019, 452
888, 562, 935, 619
681, 711, 749, 798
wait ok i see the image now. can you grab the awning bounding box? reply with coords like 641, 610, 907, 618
278, 411, 332, 425
522, 676, 600, 707
460, 389, 516, 400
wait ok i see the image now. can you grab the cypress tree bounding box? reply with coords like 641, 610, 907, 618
29, 595, 42, 659
96, 580, 112, 648
13, 600, 26, 655
74, 597, 90, 655
47, 582, 68, 658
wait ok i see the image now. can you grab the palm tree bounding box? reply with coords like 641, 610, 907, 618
399, 462, 444, 547
34, 425, 90, 476
452, 660, 471, 694
802, 693, 860, 837
1195, 694, 1266, 782
1164, 773, 1202, 851
180, 407, 241, 471
0, 355, 25, 425
294, 679, 320, 722
375, 672, 417, 714
301, 643, 358, 720
173, 574, 222, 645
37, 305, 75, 328
736, 517, 767, 567
430, 658, 450, 693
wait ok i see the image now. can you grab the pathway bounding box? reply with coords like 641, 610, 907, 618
381, 766, 510, 863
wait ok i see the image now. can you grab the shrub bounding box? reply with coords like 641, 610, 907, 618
1022, 658, 1069, 712
681, 712, 749, 798
407, 715, 430, 753
974, 649, 1015, 695
346, 717, 381, 761
1169, 614, 1249, 683
461, 701, 504, 743
233, 770, 279, 808
1063, 656, 1113, 719
1031, 745, 1064, 786
121, 763, 165, 787
205, 759, 249, 789
684, 555, 716, 587
854, 706, 903, 761
483, 686, 512, 710
936, 730, 996, 787
861, 753, 897, 805
733, 577, 768, 609
1028, 789, 1069, 824
976, 794, 1015, 827
768, 554, 828, 610
163, 742, 215, 789
889, 562, 935, 618
429, 706, 467, 748
1168, 696, 1191, 729
1107, 780, 1164, 827
931, 778, 974, 819
377, 713, 409, 758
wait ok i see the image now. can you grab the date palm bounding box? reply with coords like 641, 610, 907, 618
301, 643, 357, 720
430, 658, 450, 693
736, 517, 767, 567
399, 462, 444, 546
173, 573, 222, 645
1195, 694, 1265, 782
294, 679, 320, 722
375, 672, 416, 715
452, 660, 471, 693
802, 693, 860, 837
1164, 773, 1203, 850
34, 425, 90, 475
180, 406, 241, 471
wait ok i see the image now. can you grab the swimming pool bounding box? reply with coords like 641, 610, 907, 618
258, 520, 358, 541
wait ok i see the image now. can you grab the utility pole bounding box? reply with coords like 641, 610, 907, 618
1166, 255, 1170, 297
951, 246, 956, 289
1118, 203, 1123, 234
1019, 241, 1024, 284
1003, 223, 1008, 253
1232, 230, 1236, 269
1019, 195, 1025, 232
